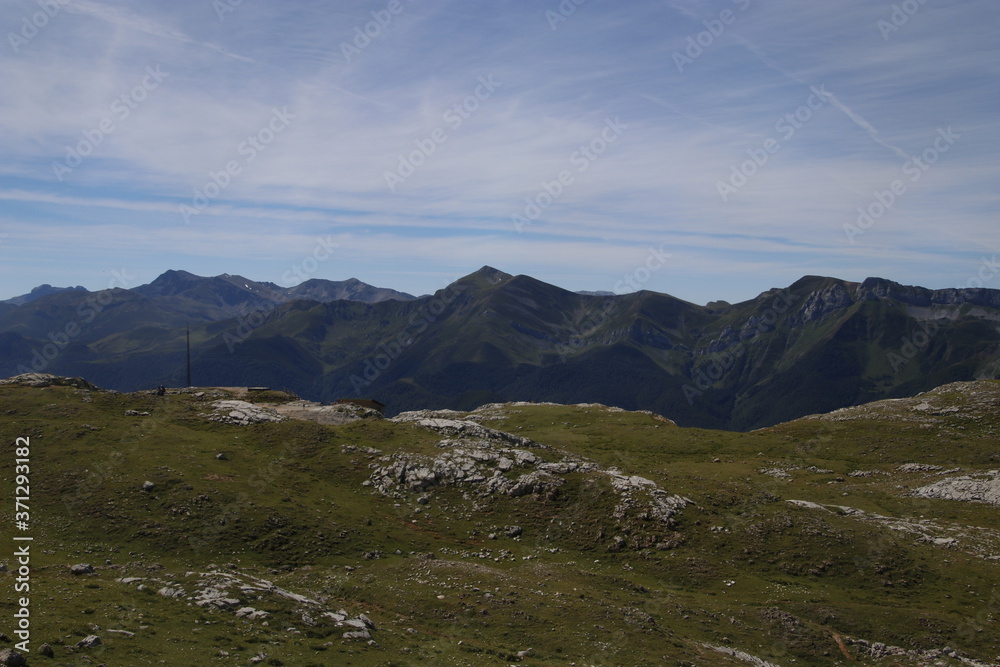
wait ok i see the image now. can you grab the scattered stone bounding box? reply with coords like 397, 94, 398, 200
844, 634, 1000, 665
157, 586, 184, 597
787, 500, 829, 512
215, 452, 228, 460
208, 400, 286, 426
369, 418, 687, 531
196, 595, 241, 609
70, 563, 95, 575
898, 463, 945, 473
703, 643, 780, 667
107, 629, 136, 638
76, 635, 102, 649
342, 444, 382, 455
124, 410, 150, 416
913, 471, 1000, 506
142, 481, 155, 492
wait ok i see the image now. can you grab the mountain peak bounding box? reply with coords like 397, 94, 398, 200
2, 283, 89, 305
133, 270, 205, 297
473, 266, 513, 283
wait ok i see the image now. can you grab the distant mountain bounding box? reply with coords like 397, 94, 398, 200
2, 283, 88, 305
285, 277, 415, 303
129, 270, 414, 320
1, 267, 998, 430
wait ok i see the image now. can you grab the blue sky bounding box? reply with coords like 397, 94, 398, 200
1, 0, 997, 304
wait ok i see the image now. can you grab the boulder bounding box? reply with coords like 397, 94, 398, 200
209, 400, 286, 426
157, 586, 183, 597
76, 635, 102, 648
0, 648, 27, 667
70, 563, 95, 575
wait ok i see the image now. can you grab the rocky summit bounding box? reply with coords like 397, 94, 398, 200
0, 375, 998, 665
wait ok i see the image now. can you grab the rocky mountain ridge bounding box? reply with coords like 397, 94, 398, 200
1, 268, 998, 431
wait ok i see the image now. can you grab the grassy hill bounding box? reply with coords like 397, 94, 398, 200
1, 374, 998, 665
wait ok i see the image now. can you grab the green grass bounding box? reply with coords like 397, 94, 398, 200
1, 382, 998, 665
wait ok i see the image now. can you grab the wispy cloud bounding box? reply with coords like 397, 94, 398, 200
69, 0, 255, 62
0, 0, 997, 304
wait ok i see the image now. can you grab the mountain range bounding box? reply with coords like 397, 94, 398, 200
1, 267, 999, 431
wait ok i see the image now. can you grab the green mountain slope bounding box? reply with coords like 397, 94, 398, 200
0, 374, 998, 665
